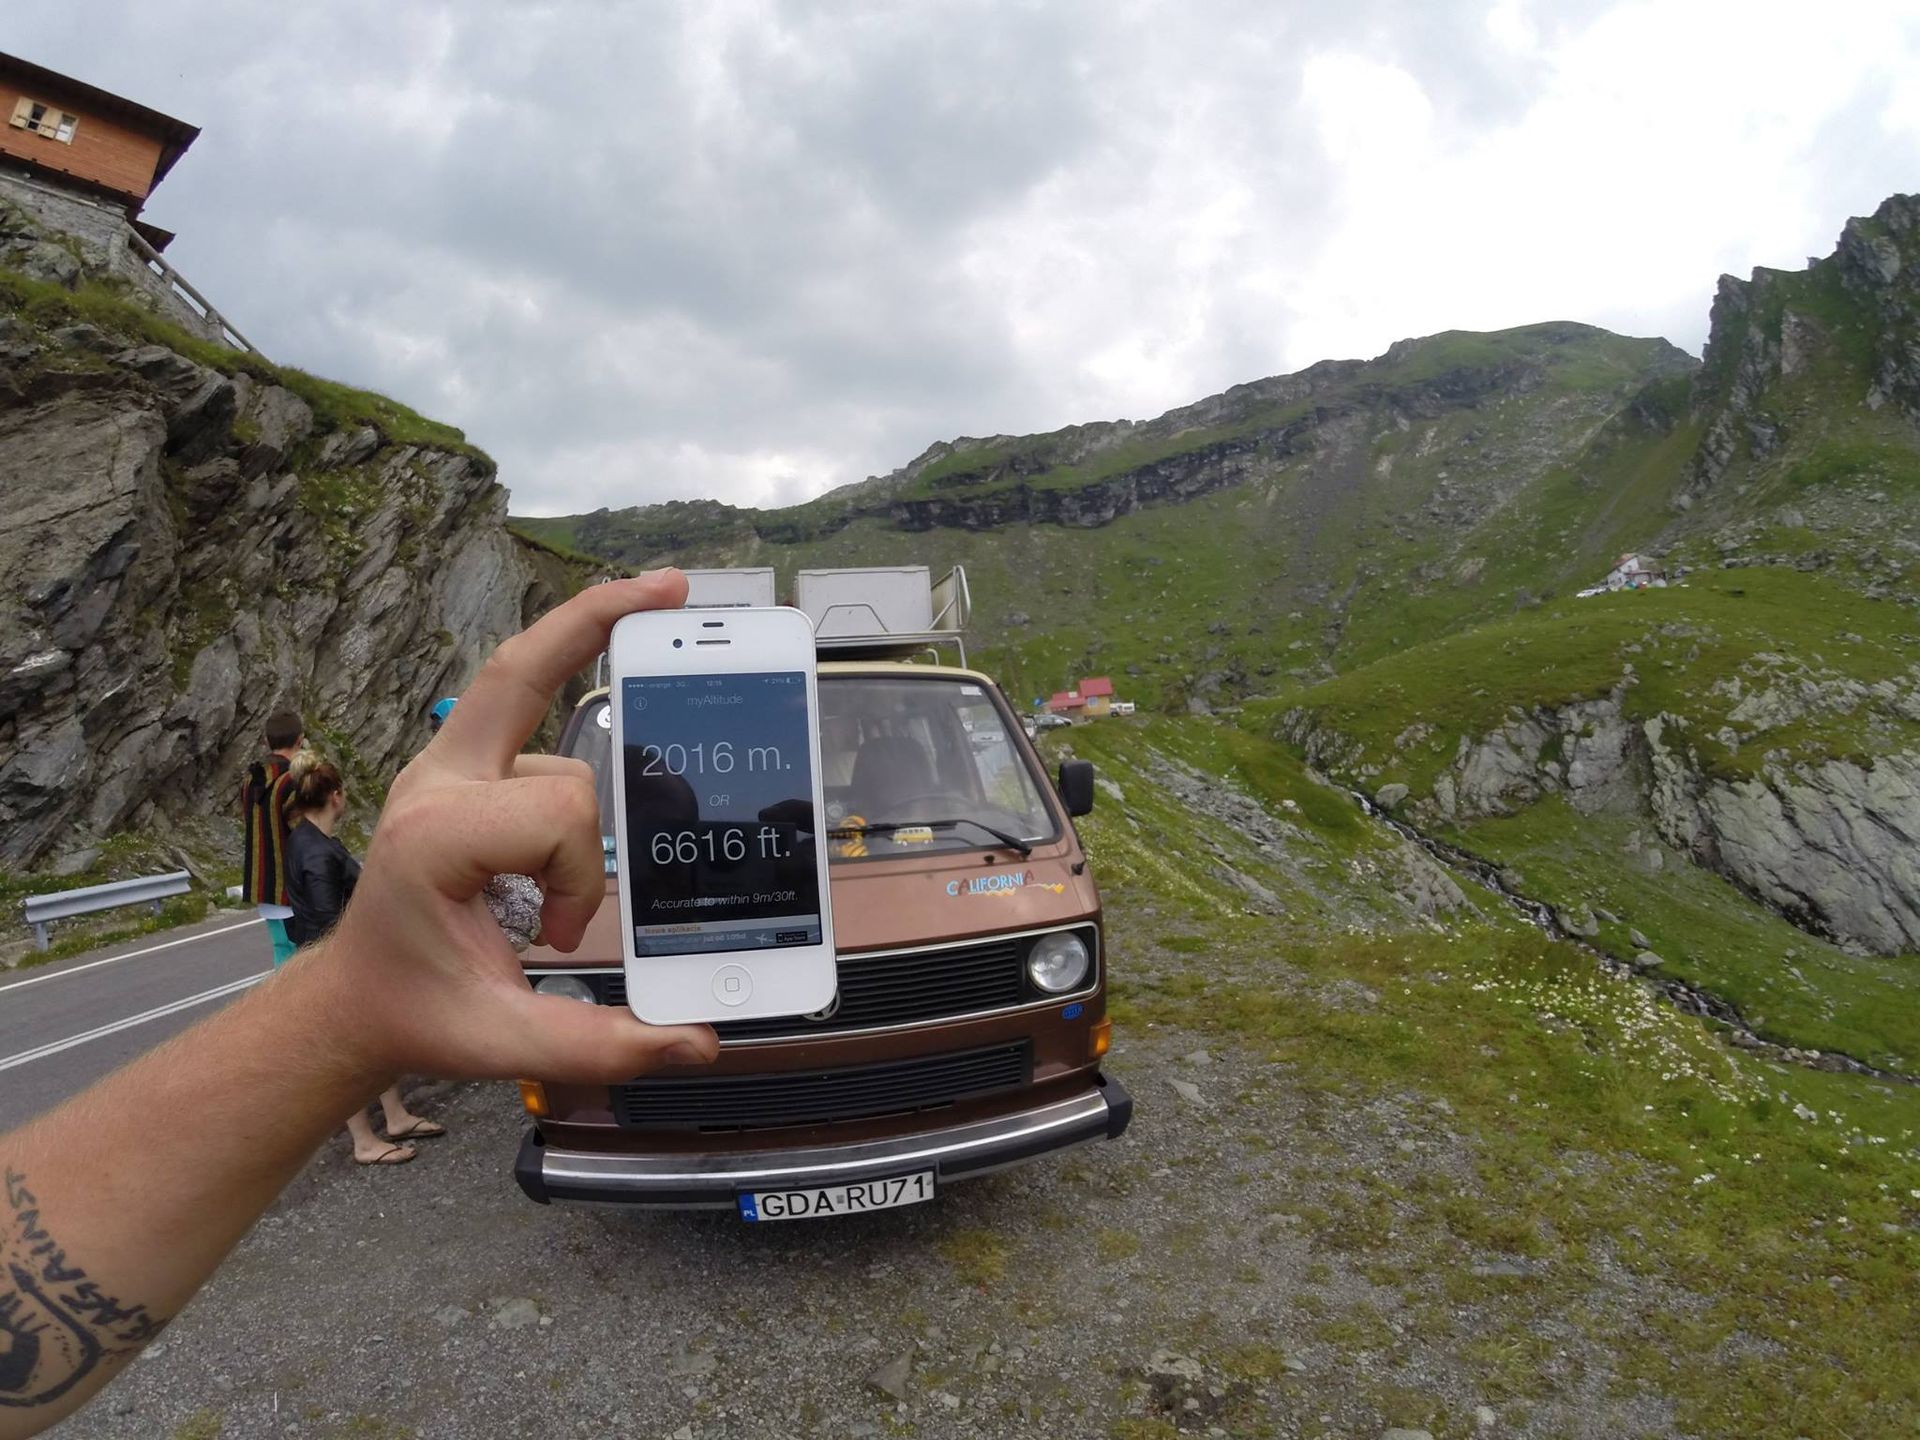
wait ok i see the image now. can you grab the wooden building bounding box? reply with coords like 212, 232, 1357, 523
1, 51, 199, 248
1077, 676, 1116, 718
0, 52, 248, 349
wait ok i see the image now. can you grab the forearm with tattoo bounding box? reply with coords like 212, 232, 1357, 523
0, 1168, 169, 1412
0, 1167, 168, 1413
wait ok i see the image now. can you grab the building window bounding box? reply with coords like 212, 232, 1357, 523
10, 97, 79, 144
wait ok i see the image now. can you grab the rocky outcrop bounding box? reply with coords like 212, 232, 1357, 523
1684, 193, 1920, 500
888, 424, 1290, 532
1644, 719, 1920, 954
1284, 684, 1920, 955
1281, 687, 1646, 826
0, 305, 568, 869
1836, 194, 1920, 422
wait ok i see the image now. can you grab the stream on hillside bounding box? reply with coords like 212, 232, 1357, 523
1349, 790, 1919, 1088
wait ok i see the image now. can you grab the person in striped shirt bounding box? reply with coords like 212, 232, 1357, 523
239, 710, 304, 967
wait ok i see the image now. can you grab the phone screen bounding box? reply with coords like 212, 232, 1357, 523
621, 671, 823, 958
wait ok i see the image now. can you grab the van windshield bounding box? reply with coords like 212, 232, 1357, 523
565, 675, 1060, 862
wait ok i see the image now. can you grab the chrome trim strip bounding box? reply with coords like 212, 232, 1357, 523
530, 922, 1101, 1047
538, 1087, 1112, 1190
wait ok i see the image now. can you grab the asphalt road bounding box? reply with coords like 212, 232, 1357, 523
0, 911, 272, 1132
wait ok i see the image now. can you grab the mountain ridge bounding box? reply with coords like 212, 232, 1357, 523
519, 319, 1695, 559
519, 196, 1917, 715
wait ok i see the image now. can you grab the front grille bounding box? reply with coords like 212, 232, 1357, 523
611, 1042, 1030, 1132
588, 932, 1083, 1039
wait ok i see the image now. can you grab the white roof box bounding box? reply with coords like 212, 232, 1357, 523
682, 567, 776, 608
796, 565, 971, 661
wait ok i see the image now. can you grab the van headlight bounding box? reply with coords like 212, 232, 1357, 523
534, 974, 597, 1004
1027, 932, 1090, 994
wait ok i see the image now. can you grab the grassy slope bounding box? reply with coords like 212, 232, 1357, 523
516, 325, 1695, 695
1255, 565, 1920, 1063
1451, 796, 1920, 1070
1663, 243, 1920, 564
1263, 566, 1920, 791
1067, 718, 1920, 1439
901, 325, 1677, 499
0, 267, 490, 462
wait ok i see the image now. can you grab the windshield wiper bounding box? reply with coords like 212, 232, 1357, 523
829, 817, 1033, 858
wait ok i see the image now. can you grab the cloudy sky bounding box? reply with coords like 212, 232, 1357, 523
11, 2, 1919, 514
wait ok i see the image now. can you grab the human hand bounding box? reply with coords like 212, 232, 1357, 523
317, 569, 719, 1084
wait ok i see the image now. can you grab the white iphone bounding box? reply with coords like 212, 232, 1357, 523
608, 605, 837, 1024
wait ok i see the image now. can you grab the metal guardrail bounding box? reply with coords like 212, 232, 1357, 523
22, 871, 192, 951
123, 228, 257, 355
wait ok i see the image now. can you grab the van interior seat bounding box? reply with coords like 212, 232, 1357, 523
850, 734, 937, 816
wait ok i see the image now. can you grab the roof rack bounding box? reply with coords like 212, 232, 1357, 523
795, 566, 970, 665
589, 566, 972, 687
682, 568, 776, 607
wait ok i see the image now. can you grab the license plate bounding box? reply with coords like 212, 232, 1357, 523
737, 1171, 935, 1222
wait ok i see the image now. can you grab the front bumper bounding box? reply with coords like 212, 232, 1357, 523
515, 1072, 1133, 1208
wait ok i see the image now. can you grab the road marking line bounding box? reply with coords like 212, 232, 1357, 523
0, 971, 269, 1073
0, 917, 264, 995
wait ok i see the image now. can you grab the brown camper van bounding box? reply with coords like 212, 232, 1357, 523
512, 566, 1132, 1217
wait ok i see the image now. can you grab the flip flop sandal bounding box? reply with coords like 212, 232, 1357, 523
356, 1144, 416, 1166
386, 1120, 446, 1140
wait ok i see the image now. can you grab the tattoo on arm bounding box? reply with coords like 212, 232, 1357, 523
0, 1168, 169, 1410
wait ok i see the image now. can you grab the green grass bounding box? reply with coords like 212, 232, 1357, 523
1057, 703, 1920, 1430
0, 264, 489, 462
937, 1227, 1011, 1287
17, 893, 217, 966
1441, 795, 1920, 1069
3, 837, 223, 967
1113, 910, 1920, 1438
2, 834, 226, 965
1234, 563, 1920, 1067
1261, 565, 1920, 793
902, 396, 1316, 500
1061, 703, 1920, 1437
1047, 718, 1426, 941
902, 323, 1681, 504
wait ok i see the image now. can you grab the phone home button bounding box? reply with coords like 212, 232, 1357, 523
711, 964, 753, 1007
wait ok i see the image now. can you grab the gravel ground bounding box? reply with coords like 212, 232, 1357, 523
52, 934, 1688, 1440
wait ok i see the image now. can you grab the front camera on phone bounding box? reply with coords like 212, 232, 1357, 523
673, 638, 684, 648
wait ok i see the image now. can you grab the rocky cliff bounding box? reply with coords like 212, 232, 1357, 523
0, 209, 580, 873
1677, 194, 1920, 550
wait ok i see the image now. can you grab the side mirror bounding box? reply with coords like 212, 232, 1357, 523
1058, 759, 1095, 817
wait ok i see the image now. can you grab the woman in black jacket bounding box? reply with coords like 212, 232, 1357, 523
285, 760, 449, 1165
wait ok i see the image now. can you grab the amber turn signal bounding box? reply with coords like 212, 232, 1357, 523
517, 1080, 549, 1117
1089, 1017, 1112, 1059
